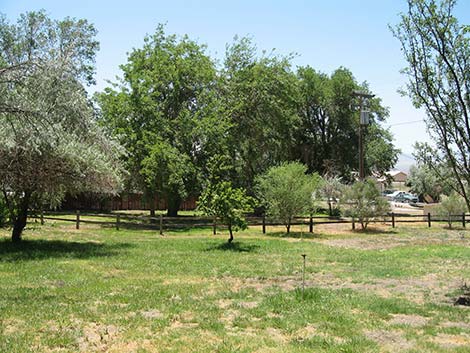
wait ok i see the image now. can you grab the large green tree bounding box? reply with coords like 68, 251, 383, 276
221, 37, 300, 191
393, 0, 470, 210
0, 11, 123, 242
294, 66, 399, 179
97, 25, 229, 216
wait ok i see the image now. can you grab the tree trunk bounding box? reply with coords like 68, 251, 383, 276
11, 192, 30, 243
328, 201, 332, 216
150, 208, 156, 218
167, 194, 180, 217
286, 223, 291, 234
228, 224, 233, 243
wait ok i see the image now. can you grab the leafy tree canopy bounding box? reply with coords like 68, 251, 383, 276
0, 11, 123, 242
198, 155, 254, 243
96, 24, 230, 216
393, 0, 470, 211
221, 37, 301, 191
294, 66, 399, 180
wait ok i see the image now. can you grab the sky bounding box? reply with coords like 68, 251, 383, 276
2, 0, 470, 169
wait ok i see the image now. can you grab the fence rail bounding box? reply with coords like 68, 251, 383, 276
28, 210, 470, 234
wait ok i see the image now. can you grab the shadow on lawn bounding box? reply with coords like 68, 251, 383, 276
267, 231, 322, 240
0, 239, 132, 262
352, 227, 398, 235
205, 241, 260, 253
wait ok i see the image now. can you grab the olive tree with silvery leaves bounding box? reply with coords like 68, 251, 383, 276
0, 11, 123, 242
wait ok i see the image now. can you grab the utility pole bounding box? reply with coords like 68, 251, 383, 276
353, 90, 375, 180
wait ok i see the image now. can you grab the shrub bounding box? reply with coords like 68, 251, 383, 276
320, 176, 345, 216
256, 162, 321, 233
342, 179, 390, 230
436, 192, 467, 229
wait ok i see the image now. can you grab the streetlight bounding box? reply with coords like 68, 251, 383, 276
352, 90, 375, 180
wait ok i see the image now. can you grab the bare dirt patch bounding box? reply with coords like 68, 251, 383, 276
77, 323, 119, 352
2, 319, 25, 335
431, 333, 470, 348
219, 272, 459, 305
169, 320, 199, 329
313, 231, 470, 250
292, 324, 345, 344
140, 309, 164, 319
219, 309, 239, 328
365, 329, 414, 351
388, 314, 428, 327
440, 321, 470, 329
238, 301, 259, 309
217, 299, 233, 309
265, 327, 288, 344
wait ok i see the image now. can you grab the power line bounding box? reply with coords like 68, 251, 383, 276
387, 119, 424, 127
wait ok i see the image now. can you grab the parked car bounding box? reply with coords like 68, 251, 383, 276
386, 191, 418, 203
386, 190, 404, 201
394, 193, 418, 204
382, 189, 394, 196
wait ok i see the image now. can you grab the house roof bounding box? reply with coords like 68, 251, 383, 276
387, 170, 407, 177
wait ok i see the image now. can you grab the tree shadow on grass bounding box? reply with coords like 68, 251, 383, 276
0, 239, 133, 262
205, 241, 260, 253
352, 227, 398, 235
266, 231, 323, 240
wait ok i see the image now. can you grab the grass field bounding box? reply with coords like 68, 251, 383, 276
1, 219, 470, 352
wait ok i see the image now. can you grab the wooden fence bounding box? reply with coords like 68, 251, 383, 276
29, 211, 470, 234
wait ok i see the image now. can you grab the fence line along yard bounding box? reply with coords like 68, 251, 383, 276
28, 210, 470, 233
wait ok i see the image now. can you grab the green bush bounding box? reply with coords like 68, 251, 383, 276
436, 192, 467, 229
341, 179, 390, 230
256, 162, 321, 233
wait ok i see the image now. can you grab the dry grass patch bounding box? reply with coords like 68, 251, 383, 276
364, 329, 414, 351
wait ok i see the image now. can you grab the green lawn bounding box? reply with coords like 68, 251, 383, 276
1, 220, 470, 352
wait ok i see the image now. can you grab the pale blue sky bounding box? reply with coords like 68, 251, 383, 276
2, 0, 470, 159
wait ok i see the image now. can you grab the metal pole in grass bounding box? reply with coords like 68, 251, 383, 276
428, 212, 431, 228
392, 212, 395, 228
40, 210, 44, 225
462, 213, 466, 228
213, 216, 216, 235
262, 214, 266, 234
301, 254, 307, 299
352, 217, 355, 230
159, 214, 163, 235
76, 210, 80, 230
309, 213, 313, 233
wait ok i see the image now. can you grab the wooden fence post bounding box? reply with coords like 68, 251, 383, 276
116, 214, 121, 231
352, 217, 355, 230
262, 214, 266, 234
213, 216, 217, 235
159, 214, 163, 235
76, 210, 80, 230
463, 213, 466, 228
309, 214, 313, 233
40, 210, 44, 225
428, 212, 431, 228
392, 212, 395, 228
